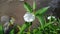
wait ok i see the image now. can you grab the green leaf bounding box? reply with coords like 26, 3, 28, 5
44, 22, 54, 28
17, 25, 21, 34
24, 2, 32, 13
41, 20, 56, 30
0, 25, 3, 34
17, 25, 21, 30
58, 18, 60, 23
36, 31, 42, 34
36, 15, 45, 29
33, 28, 39, 34
9, 29, 14, 34
33, 0, 36, 10
27, 32, 31, 34
20, 22, 32, 34
35, 6, 50, 15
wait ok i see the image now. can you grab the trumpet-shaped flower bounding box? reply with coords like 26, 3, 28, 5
23, 12, 35, 22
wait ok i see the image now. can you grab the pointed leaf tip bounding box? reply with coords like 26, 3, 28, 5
24, 2, 32, 13
35, 6, 50, 15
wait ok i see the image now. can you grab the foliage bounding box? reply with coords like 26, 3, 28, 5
0, 24, 3, 34
0, 1, 60, 34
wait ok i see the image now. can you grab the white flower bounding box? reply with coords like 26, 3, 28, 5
23, 12, 35, 22
47, 16, 56, 20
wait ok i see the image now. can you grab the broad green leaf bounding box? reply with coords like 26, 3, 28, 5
33, 0, 36, 10
35, 6, 50, 15
24, 2, 32, 13
0, 25, 3, 34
